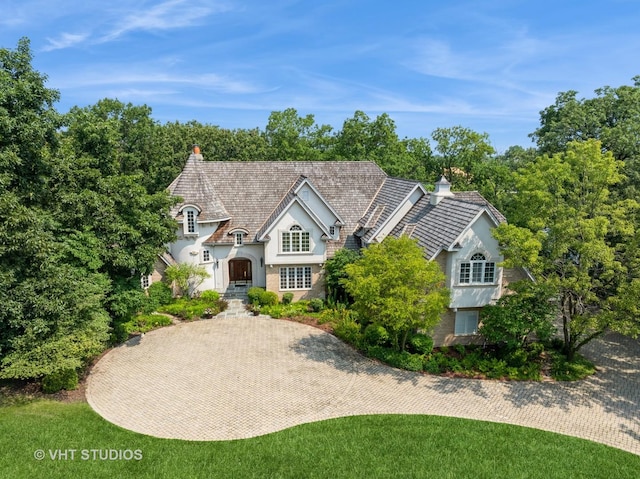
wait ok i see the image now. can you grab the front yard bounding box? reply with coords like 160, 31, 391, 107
1, 399, 638, 479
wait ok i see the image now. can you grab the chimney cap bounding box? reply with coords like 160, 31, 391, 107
192, 144, 201, 154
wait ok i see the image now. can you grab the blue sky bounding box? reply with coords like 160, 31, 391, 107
2, 0, 639, 152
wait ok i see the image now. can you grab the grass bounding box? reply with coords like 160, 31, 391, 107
1, 400, 639, 478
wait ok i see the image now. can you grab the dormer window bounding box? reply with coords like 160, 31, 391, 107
281, 225, 310, 253
181, 206, 200, 236
235, 232, 243, 246
186, 210, 196, 233
459, 253, 495, 284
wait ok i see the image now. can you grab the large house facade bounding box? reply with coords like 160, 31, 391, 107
162, 149, 527, 345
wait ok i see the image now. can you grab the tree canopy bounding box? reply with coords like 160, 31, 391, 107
342, 236, 449, 351
0, 39, 176, 381
494, 140, 639, 359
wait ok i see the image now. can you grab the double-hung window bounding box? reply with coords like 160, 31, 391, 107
281, 225, 310, 253
279, 266, 312, 290
459, 253, 495, 284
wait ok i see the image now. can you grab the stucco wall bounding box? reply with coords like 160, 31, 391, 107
447, 213, 503, 309
263, 201, 327, 265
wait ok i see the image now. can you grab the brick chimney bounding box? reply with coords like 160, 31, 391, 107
189, 144, 203, 161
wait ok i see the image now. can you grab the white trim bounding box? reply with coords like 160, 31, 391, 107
368, 183, 426, 243
294, 178, 346, 226
446, 209, 500, 252
258, 197, 330, 241
178, 203, 202, 214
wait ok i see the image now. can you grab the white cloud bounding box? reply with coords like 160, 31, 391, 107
100, 0, 232, 42
53, 66, 264, 95
43, 32, 89, 51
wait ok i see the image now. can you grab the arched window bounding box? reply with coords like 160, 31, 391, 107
459, 253, 495, 284
281, 225, 310, 253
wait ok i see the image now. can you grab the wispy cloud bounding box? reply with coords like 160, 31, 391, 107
54, 65, 265, 95
43, 32, 89, 51
100, 0, 232, 42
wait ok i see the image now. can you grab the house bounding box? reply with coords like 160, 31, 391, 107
161, 148, 527, 345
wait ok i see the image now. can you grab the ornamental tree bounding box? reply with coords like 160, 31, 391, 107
342, 236, 449, 351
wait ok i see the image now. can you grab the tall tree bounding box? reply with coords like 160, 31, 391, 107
531, 77, 640, 200
0, 39, 111, 380
494, 140, 639, 360
335, 111, 433, 182
263, 108, 334, 161
431, 126, 495, 188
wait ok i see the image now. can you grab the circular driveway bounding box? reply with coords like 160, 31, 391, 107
87, 311, 640, 455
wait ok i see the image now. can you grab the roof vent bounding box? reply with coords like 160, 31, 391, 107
431, 176, 454, 205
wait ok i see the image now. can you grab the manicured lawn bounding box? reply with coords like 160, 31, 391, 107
1, 400, 639, 478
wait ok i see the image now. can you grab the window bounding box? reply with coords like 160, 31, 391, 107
281, 225, 310, 253
235, 232, 243, 246
455, 310, 479, 336
279, 266, 312, 290
329, 226, 336, 237
186, 210, 196, 234
141, 275, 151, 290
203, 249, 211, 262
459, 253, 495, 284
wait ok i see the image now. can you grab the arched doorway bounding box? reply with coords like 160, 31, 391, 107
229, 258, 252, 284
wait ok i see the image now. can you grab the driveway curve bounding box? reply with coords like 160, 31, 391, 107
87, 310, 640, 455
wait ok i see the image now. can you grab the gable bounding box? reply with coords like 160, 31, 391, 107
389, 191, 504, 260
187, 160, 387, 247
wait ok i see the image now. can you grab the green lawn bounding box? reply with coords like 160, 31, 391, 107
1, 400, 638, 478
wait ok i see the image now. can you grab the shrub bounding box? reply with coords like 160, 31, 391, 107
363, 324, 389, 346
550, 352, 596, 381
334, 315, 362, 347
308, 298, 324, 312
147, 281, 173, 306
409, 333, 434, 354
282, 292, 294, 304
259, 290, 279, 306
42, 369, 79, 394
216, 299, 228, 312
200, 290, 220, 303
248, 287, 264, 304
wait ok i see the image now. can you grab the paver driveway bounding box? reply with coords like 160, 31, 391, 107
87, 303, 640, 455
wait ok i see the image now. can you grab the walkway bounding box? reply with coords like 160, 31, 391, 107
86, 303, 640, 455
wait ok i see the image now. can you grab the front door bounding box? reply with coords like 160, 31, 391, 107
229, 258, 252, 283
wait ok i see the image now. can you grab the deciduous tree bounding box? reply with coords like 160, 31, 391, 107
493, 140, 639, 360
342, 236, 449, 351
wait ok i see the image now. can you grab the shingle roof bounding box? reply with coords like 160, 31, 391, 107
358, 176, 423, 242
390, 191, 506, 259
168, 154, 231, 222
170, 160, 388, 247
168, 158, 507, 255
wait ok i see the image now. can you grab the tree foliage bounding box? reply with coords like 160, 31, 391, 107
0, 40, 176, 380
479, 282, 556, 350
531, 77, 640, 201
494, 140, 639, 360
165, 264, 210, 298
431, 126, 495, 188
342, 236, 449, 351
324, 248, 361, 304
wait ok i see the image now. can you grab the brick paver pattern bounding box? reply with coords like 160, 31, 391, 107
87, 300, 640, 455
